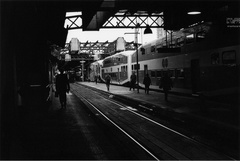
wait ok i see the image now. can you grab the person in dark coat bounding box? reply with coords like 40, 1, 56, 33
143, 74, 151, 94
95, 75, 98, 84
130, 72, 136, 91
105, 74, 111, 91
160, 72, 173, 101
56, 68, 70, 109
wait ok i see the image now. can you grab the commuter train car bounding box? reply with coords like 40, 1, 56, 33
92, 21, 239, 98
89, 59, 104, 82
101, 50, 135, 84
131, 22, 239, 96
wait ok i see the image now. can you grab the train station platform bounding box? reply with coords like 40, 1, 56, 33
9, 89, 143, 160
7, 81, 239, 159
79, 81, 239, 130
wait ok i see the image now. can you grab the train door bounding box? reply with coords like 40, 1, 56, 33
191, 59, 200, 93
117, 68, 120, 82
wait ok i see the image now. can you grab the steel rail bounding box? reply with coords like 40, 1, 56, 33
73, 90, 160, 160
72, 83, 235, 160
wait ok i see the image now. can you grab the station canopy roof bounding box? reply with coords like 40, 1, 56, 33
61, 0, 240, 31
4, 0, 239, 59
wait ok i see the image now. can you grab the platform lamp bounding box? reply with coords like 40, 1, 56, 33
144, 16, 153, 34
187, 6, 201, 15
144, 25, 153, 34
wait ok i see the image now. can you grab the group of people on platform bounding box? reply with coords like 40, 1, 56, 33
55, 68, 173, 109
104, 71, 173, 101
129, 72, 172, 101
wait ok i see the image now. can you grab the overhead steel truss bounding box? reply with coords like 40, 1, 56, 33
79, 41, 110, 54
66, 40, 136, 54
65, 14, 164, 30
58, 40, 137, 62
59, 54, 94, 61
103, 15, 164, 28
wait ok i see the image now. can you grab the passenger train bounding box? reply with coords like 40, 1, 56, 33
89, 21, 239, 98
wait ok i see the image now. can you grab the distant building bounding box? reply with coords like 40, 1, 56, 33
70, 38, 80, 52
106, 37, 126, 55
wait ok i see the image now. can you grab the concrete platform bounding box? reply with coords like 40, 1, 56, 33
8, 90, 144, 160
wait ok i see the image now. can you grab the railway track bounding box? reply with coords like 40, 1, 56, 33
70, 83, 235, 160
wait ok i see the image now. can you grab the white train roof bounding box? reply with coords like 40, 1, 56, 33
105, 50, 135, 59
91, 59, 104, 65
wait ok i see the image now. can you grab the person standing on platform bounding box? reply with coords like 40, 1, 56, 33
130, 72, 136, 91
105, 74, 111, 91
160, 72, 173, 101
143, 74, 151, 94
56, 68, 70, 109
95, 75, 98, 84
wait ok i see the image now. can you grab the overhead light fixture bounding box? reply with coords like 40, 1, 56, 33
187, 11, 201, 15
144, 25, 152, 34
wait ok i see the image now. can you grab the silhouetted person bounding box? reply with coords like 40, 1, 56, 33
95, 75, 98, 84
56, 68, 70, 109
143, 74, 151, 94
105, 74, 111, 91
130, 72, 136, 91
160, 72, 173, 101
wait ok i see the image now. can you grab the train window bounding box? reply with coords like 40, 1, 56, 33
186, 34, 194, 44
196, 31, 206, 42
156, 71, 162, 77
134, 64, 140, 70
176, 37, 184, 46
151, 71, 156, 77
126, 66, 128, 71
211, 53, 219, 65
151, 46, 156, 52
176, 69, 184, 78
222, 50, 236, 65
141, 48, 145, 55
104, 59, 111, 65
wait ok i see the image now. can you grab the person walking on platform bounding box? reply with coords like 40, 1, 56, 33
159, 72, 173, 101
105, 74, 111, 91
56, 68, 70, 109
143, 74, 151, 94
130, 72, 136, 91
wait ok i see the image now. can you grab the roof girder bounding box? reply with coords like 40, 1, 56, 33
65, 14, 164, 30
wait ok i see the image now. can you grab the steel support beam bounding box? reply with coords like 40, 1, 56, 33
65, 14, 164, 30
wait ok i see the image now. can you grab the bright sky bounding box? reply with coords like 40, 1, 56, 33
65, 12, 158, 44
66, 28, 158, 44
